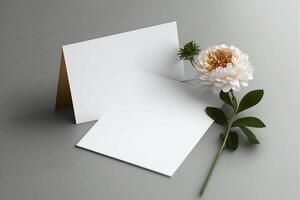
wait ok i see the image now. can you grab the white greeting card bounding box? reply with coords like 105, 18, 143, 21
55, 21, 185, 124
77, 71, 221, 176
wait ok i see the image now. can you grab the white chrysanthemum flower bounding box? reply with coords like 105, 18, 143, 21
195, 44, 254, 93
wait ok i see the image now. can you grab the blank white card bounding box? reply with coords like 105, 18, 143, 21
77, 71, 220, 176
62, 21, 184, 124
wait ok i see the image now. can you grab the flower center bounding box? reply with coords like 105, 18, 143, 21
204, 48, 232, 71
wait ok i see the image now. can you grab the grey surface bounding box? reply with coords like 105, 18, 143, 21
0, 0, 299, 199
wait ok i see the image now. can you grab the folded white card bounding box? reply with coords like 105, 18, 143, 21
77, 71, 221, 176
56, 21, 185, 124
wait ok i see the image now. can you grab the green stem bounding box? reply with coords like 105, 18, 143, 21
199, 90, 238, 196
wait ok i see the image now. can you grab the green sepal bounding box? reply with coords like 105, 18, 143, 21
177, 41, 201, 61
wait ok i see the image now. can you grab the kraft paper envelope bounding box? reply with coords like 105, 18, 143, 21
56, 21, 185, 124
77, 71, 221, 176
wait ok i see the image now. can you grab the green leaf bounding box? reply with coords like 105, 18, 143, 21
227, 131, 239, 150
219, 91, 232, 107
220, 90, 238, 110
205, 107, 228, 126
237, 90, 264, 113
240, 126, 260, 144
220, 132, 238, 150
232, 117, 266, 128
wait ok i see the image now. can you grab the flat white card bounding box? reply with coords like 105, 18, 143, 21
77, 71, 221, 176
62, 21, 184, 124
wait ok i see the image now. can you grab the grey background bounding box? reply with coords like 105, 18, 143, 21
0, 0, 299, 199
